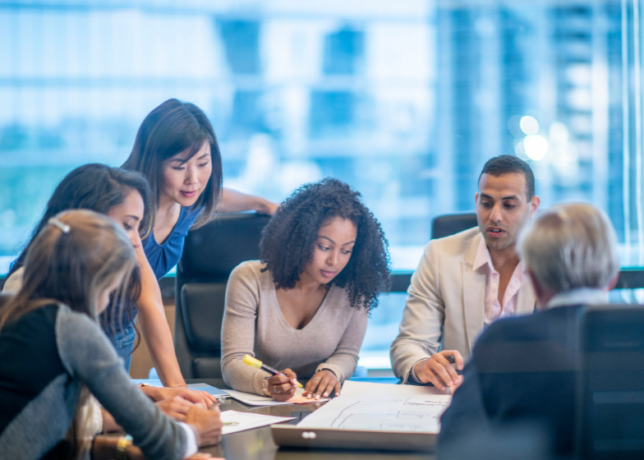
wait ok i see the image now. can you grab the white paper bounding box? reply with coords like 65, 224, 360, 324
340, 380, 451, 397
297, 382, 452, 433
221, 410, 294, 435
226, 387, 329, 406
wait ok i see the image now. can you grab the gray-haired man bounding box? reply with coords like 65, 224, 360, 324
438, 203, 619, 459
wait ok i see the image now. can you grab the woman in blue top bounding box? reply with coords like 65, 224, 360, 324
117, 98, 277, 385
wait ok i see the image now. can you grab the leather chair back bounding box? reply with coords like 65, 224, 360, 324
577, 306, 644, 459
175, 213, 270, 379
431, 212, 477, 239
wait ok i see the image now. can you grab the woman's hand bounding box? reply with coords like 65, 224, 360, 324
155, 396, 195, 422
186, 404, 223, 447
267, 369, 298, 402
303, 370, 341, 400
142, 385, 218, 407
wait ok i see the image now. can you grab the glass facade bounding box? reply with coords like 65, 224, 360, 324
2, 0, 644, 368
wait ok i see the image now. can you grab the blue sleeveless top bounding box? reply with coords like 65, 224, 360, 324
102, 206, 201, 338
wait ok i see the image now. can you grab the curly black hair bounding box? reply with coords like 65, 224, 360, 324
260, 178, 391, 313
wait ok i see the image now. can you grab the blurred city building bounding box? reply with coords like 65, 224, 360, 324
1, 0, 643, 368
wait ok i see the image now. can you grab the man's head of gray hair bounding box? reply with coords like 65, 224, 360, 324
518, 203, 619, 297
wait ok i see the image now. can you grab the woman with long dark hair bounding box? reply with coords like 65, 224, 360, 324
112, 99, 276, 382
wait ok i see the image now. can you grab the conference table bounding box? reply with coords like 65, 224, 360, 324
184, 378, 437, 460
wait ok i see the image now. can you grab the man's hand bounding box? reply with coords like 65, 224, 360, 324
141, 385, 218, 407
267, 369, 298, 402
303, 370, 340, 399
413, 350, 464, 391
186, 404, 223, 447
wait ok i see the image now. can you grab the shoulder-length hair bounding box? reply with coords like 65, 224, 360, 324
260, 178, 391, 313
122, 99, 223, 229
9, 163, 151, 280
1, 209, 137, 329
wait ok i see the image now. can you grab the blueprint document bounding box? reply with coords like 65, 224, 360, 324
297, 381, 452, 433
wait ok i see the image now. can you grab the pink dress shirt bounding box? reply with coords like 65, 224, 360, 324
472, 236, 526, 326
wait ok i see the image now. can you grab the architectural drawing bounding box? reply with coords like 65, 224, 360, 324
298, 384, 452, 434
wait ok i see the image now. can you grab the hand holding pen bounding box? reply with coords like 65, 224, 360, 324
243, 355, 302, 402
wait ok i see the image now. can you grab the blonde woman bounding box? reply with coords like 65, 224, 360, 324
0, 210, 221, 460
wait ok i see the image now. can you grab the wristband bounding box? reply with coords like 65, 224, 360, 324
116, 435, 132, 460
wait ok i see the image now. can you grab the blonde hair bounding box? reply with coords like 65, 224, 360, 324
0, 209, 137, 459
518, 203, 619, 295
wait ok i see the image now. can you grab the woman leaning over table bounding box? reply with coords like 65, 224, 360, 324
221, 178, 391, 401
110, 98, 277, 386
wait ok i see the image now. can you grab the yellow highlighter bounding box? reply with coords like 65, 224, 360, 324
243, 355, 304, 388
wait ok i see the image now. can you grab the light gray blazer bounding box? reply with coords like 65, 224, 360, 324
390, 227, 536, 383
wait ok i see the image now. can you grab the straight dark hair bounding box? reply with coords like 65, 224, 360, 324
9, 163, 151, 278
122, 98, 224, 229
478, 154, 536, 201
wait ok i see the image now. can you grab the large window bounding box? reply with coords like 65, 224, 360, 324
2, 0, 644, 369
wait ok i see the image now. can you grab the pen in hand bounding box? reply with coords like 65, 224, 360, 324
242, 355, 304, 388
446, 354, 463, 375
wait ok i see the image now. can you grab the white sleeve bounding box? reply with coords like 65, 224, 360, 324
179, 423, 198, 458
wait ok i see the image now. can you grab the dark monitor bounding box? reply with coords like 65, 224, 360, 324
577, 305, 644, 460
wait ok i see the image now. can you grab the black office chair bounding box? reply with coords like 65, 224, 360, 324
430, 212, 477, 239
174, 213, 270, 379
576, 306, 644, 460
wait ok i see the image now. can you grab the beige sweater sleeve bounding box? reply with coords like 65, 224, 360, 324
220, 263, 271, 395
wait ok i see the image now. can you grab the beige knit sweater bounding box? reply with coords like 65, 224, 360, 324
221, 260, 368, 395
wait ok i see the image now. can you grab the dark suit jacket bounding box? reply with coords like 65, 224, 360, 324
438, 305, 583, 458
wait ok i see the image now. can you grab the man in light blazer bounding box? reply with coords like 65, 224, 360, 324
438, 203, 620, 458
390, 155, 540, 389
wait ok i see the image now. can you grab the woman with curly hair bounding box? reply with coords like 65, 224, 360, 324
221, 178, 390, 401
